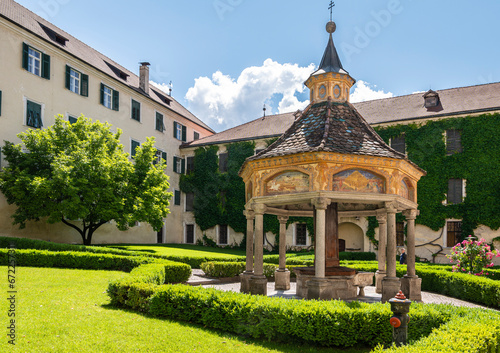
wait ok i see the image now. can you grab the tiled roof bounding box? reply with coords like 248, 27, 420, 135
0, 0, 214, 133
355, 82, 500, 125
247, 100, 406, 161
182, 112, 296, 148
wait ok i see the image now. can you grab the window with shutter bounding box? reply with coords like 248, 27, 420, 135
112, 89, 119, 111
185, 224, 195, 244
295, 224, 307, 246
186, 193, 194, 212
81, 74, 88, 97
193, 132, 200, 141
22, 43, 50, 79
219, 153, 228, 172
173, 121, 186, 141
156, 112, 165, 132
447, 221, 462, 247
41, 53, 50, 79
391, 135, 406, 154
218, 225, 228, 245
26, 100, 42, 128
131, 100, 141, 121
68, 116, 77, 124
182, 125, 187, 142
447, 179, 463, 204
131, 140, 140, 158
174, 190, 181, 206
173, 156, 178, 173
446, 129, 462, 155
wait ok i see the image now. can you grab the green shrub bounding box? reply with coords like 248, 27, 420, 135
200, 261, 277, 279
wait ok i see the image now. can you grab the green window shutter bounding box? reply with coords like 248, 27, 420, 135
173, 156, 178, 173
68, 116, 77, 124
112, 89, 119, 111
65, 65, 71, 90
162, 152, 167, 163
0, 90, 2, 116
22, 43, 29, 70
174, 190, 181, 206
41, 53, 50, 79
181, 158, 185, 174
26, 100, 42, 128
81, 74, 89, 97
131, 140, 140, 158
100, 83, 105, 105
182, 125, 187, 142
173, 121, 178, 138
131, 100, 140, 121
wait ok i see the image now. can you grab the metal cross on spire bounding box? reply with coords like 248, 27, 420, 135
329, 1, 335, 21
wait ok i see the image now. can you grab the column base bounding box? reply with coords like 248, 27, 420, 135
401, 275, 422, 302
275, 270, 290, 291
249, 275, 268, 296
375, 270, 386, 294
240, 271, 254, 294
381, 277, 401, 303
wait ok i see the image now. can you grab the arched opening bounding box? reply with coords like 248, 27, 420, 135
338, 222, 364, 251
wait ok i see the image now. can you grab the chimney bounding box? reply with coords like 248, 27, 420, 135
139, 62, 150, 93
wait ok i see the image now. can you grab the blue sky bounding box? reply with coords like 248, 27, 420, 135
15, 0, 500, 132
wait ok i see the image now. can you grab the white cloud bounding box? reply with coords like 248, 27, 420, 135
185, 59, 314, 132
350, 80, 393, 103
150, 81, 172, 95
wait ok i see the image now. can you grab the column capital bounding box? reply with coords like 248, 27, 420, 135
376, 209, 387, 223
244, 210, 255, 220
312, 197, 330, 210
403, 209, 419, 220
252, 203, 267, 215
277, 215, 289, 224
385, 201, 398, 214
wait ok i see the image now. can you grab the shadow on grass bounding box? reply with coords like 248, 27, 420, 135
100, 303, 371, 353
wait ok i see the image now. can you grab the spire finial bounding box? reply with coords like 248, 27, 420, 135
329, 1, 335, 21
263, 104, 267, 117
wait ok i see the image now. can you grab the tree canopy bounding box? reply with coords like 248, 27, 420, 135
0, 115, 172, 245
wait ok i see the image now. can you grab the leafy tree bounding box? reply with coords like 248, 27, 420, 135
0, 115, 172, 245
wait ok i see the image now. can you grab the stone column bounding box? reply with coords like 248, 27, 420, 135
401, 209, 422, 301
382, 202, 401, 303
249, 204, 267, 295
240, 209, 254, 293
375, 210, 387, 294
275, 215, 290, 290
308, 197, 331, 299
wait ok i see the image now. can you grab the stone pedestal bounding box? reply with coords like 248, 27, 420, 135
275, 270, 290, 290
400, 275, 422, 302
249, 275, 267, 296
306, 278, 332, 300
240, 271, 253, 294
381, 277, 401, 303
375, 270, 386, 294
295, 267, 357, 300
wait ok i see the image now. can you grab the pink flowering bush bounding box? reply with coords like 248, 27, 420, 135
446, 237, 500, 276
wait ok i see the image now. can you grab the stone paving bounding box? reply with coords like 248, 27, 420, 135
188, 269, 489, 309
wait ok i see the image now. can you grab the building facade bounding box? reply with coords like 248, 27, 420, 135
0, 0, 214, 244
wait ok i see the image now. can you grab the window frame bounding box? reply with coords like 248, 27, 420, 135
68, 115, 78, 124
28, 46, 42, 76
185, 192, 194, 212
445, 220, 462, 248
103, 85, 112, 109
173, 156, 185, 174
25, 98, 44, 129
155, 111, 165, 132
446, 129, 463, 155
131, 99, 141, 122
22, 43, 50, 79
186, 156, 195, 174
173, 121, 187, 142
100, 83, 119, 111
219, 152, 228, 173
390, 135, 406, 155
185, 224, 195, 244
218, 224, 229, 245
446, 178, 466, 205
154, 149, 167, 166
69, 68, 81, 95
193, 131, 200, 141
130, 139, 140, 158
174, 190, 181, 206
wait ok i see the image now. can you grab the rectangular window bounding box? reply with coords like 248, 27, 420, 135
186, 224, 195, 244
447, 221, 462, 247
391, 135, 406, 154
295, 224, 307, 246
131, 99, 141, 122
193, 132, 200, 141
100, 83, 119, 111
153, 149, 167, 165
131, 140, 140, 158
219, 225, 228, 245
26, 100, 43, 128
22, 43, 50, 79
219, 153, 228, 173
156, 112, 165, 132
173, 156, 185, 174
447, 179, 464, 204
446, 129, 462, 155
185, 193, 194, 212
396, 222, 405, 247
68, 115, 78, 124
174, 190, 181, 206
173, 121, 187, 142
65, 66, 88, 97
186, 156, 195, 174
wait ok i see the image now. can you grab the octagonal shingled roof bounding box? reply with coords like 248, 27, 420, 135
246, 99, 411, 162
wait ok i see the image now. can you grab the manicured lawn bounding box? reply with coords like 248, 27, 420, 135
2, 267, 369, 352
105, 243, 247, 258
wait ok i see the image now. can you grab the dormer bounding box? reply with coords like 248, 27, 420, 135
423, 90, 440, 108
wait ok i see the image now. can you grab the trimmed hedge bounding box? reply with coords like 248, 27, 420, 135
200, 261, 277, 278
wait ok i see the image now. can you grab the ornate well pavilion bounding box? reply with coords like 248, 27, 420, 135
239, 17, 426, 302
